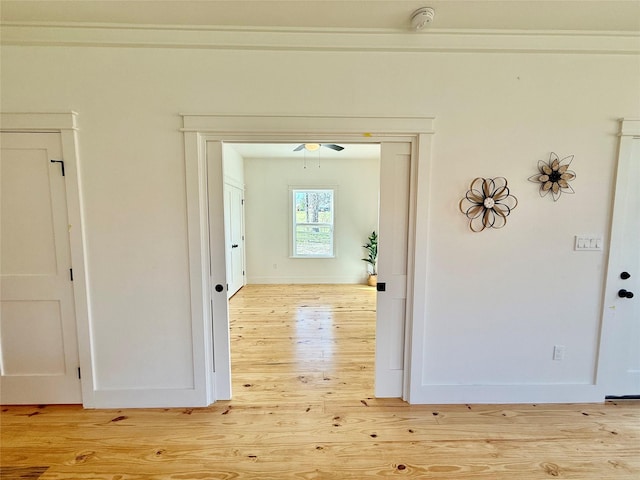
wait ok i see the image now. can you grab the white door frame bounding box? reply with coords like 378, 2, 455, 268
181, 114, 435, 404
0, 112, 94, 406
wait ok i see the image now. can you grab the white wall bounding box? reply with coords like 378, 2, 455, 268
243, 155, 379, 284
222, 144, 244, 187
1, 37, 638, 405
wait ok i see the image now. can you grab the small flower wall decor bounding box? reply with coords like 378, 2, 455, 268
459, 177, 518, 232
529, 152, 576, 201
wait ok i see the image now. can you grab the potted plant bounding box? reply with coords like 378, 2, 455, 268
362, 231, 378, 287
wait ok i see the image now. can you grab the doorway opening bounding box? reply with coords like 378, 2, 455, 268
206, 139, 412, 402
221, 142, 381, 404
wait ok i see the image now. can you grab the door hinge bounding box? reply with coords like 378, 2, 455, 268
242, 270, 245, 275
70, 268, 74, 281
241, 199, 245, 205
51, 159, 66, 176
77, 367, 81, 379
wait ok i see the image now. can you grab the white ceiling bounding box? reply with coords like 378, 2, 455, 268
2, 0, 639, 32
229, 143, 380, 160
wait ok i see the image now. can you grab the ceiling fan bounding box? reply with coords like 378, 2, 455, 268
294, 143, 344, 152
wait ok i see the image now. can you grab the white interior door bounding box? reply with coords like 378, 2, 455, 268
599, 123, 640, 397
224, 184, 245, 298
207, 141, 232, 400
375, 142, 411, 397
0, 132, 82, 404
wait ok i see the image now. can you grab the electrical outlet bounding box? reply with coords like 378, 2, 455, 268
553, 345, 566, 361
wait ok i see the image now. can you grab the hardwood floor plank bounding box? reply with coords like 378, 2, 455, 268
2, 284, 639, 479
0, 466, 49, 480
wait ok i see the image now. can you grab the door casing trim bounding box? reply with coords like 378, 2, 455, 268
181, 114, 435, 404
1, 112, 93, 406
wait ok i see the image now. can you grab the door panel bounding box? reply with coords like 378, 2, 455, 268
600, 128, 640, 396
1, 301, 66, 375
207, 141, 232, 400
0, 132, 81, 404
224, 184, 245, 298
376, 142, 411, 397
1, 147, 58, 275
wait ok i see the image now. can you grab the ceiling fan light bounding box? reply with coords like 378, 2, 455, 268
304, 143, 321, 151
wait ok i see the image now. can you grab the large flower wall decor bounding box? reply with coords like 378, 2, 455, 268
528, 152, 576, 201
459, 177, 518, 232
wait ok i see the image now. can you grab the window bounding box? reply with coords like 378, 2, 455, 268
292, 189, 334, 257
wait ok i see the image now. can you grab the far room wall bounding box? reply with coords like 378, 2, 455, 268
242, 153, 380, 284
223, 143, 245, 187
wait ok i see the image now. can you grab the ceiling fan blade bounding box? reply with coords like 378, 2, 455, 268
293, 144, 306, 151
323, 144, 344, 151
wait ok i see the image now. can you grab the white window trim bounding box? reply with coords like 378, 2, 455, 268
289, 187, 336, 259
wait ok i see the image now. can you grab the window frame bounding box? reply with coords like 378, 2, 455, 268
289, 187, 336, 258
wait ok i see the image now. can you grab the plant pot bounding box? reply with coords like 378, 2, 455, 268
367, 274, 378, 287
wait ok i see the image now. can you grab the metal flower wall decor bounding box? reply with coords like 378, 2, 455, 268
459, 177, 518, 232
528, 152, 576, 201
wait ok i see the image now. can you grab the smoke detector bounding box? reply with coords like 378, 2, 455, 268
410, 7, 435, 30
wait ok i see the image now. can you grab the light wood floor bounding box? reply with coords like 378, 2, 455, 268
1, 284, 639, 479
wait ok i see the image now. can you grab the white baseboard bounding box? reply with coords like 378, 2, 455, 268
87, 388, 208, 408
408, 384, 605, 405
247, 275, 367, 284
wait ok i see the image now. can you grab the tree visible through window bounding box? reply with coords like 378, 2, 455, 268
292, 189, 334, 257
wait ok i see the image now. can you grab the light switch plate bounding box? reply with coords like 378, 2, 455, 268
575, 235, 603, 251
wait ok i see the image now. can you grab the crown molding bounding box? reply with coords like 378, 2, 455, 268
1, 22, 639, 54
